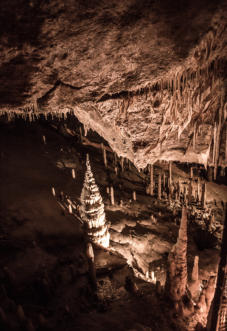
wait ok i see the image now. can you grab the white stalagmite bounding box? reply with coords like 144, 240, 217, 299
80, 154, 110, 248
110, 186, 115, 205
42, 135, 46, 144
51, 187, 56, 196
72, 169, 76, 179
132, 191, 136, 201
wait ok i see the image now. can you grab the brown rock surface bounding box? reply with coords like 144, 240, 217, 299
0, 0, 226, 167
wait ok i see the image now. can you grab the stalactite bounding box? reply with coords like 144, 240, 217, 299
72, 169, 75, 179
51, 187, 56, 196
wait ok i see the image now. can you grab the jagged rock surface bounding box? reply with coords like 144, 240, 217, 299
0, 0, 226, 167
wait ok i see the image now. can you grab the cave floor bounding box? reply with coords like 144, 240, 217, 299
0, 118, 225, 330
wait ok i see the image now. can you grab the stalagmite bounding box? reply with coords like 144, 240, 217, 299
188, 180, 192, 205
51, 187, 56, 196
190, 167, 193, 179
197, 178, 201, 203
72, 169, 76, 179
80, 155, 110, 248
17, 305, 26, 322
79, 126, 83, 141
86, 242, 97, 289
192, 256, 199, 281
201, 181, 206, 208
158, 173, 162, 200
189, 255, 200, 300
42, 135, 46, 144
149, 164, 154, 195
102, 145, 107, 167
165, 206, 188, 302
225, 125, 227, 163
120, 157, 124, 171
132, 191, 136, 201
110, 186, 115, 205
208, 203, 227, 331
169, 161, 172, 185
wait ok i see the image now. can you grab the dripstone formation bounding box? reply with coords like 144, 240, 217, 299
80, 155, 110, 248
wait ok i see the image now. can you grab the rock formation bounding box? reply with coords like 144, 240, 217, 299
0, 0, 226, 168
207, 204, 227, 330
80, 154, 110, 248
165, 206, 188, 303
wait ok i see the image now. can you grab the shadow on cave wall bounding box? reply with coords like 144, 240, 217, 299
0, 0, 45, 106
119, 0, 222, 58
0, 0, 45, 47
0, 55, 37, 106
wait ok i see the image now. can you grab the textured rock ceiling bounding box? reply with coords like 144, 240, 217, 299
0, 0, 226, 167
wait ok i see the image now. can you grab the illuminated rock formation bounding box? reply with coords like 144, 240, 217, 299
165, 206, 188, 302
208, 204, 227, 330
80, 154, 110, 248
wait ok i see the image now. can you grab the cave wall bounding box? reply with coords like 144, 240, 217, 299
0, 0, 226, 168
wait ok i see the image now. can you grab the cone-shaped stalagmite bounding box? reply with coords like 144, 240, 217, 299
80, 155, 110, 248
165, 206, 188, 302
208, 204, 227, 331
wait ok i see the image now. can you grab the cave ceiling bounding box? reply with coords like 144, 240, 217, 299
0, 0, 226, 167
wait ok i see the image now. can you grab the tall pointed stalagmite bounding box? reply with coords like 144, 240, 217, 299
80, 154, 110, 248
149, 164, 154, 195
165, 206, 188, 302
207, 204, 227, 331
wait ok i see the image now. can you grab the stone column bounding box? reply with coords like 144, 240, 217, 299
201, 181, 206, 208
158, 173, 162, 200
110, 186, 115, 205
86, 242, 97, 289
149, 164, 154, 196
